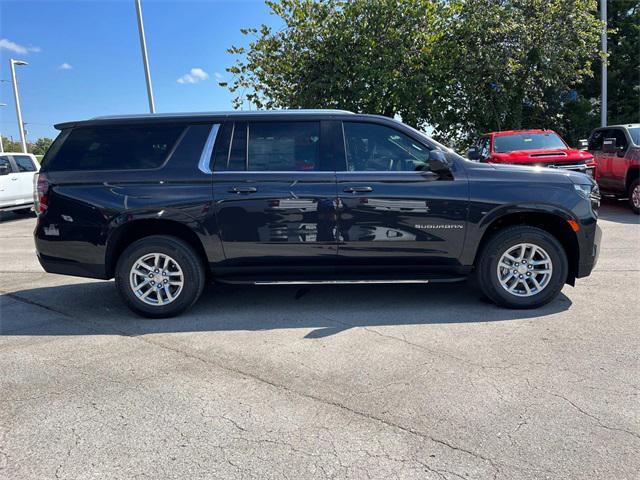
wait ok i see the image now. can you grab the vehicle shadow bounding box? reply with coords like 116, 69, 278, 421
597, 198, 639, 224
0, 210, 35, 223
1, 280, 572, 339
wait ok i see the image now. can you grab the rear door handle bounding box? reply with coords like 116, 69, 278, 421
228, 186, 257, 194
343, 186, 373, 193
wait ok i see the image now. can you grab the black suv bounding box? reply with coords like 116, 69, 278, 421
34, 110, 601, 317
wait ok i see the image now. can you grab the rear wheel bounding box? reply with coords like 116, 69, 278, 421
477, 226, 568, 309
628, 179, 640, 214
115, 235, 205, 318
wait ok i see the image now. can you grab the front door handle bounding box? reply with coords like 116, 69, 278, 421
343, 186, 373, 193
228, 186, 257, 194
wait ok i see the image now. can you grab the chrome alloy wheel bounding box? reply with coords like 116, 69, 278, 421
129, 253, 184, 306
497, 243, 553, 297
632, 183, 640, 209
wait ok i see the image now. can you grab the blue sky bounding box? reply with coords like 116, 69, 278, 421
0, 0, 280, 141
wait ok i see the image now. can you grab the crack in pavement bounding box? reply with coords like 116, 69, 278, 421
521, 378, 640, 441
546, 391, 640, 441
2, 292, 502, 477
6, 289, 638, 478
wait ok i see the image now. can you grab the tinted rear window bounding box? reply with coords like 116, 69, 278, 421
13, 155, 37, 172
248, 122, 320, 171
45, 124, 185, 171
214, 121, 321, 171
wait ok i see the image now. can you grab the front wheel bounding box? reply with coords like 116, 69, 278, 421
628, 179, 640, 215
115, 235, 205, 318
477, 226, 568, 309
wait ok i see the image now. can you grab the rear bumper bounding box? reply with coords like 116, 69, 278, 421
36, 252, 108, 279
576, 223, 601, 278
34, 218, 109, 280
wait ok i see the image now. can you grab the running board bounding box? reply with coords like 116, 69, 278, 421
254, 279, 434, 285
216, 274, 468, 285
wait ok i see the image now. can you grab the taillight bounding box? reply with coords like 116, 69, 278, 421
34, 172, 50, 215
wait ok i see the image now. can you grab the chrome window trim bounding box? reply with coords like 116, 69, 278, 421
341, 121, 349, 170
226, 122, 236, 169
245, 122, 250, 171
211, 170, 440, 176
198, 123, 220, 174
212, 170, 332, 175
334, 170, 439, 175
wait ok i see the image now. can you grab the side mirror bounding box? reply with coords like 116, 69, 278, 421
467, 147, 480, 160
578, 139, 588, 150
0, 164, 10, 176
426, 150, 452, 178
602, 138, 617, 153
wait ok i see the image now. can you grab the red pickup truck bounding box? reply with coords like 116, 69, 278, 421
468, 129, 596, 177
587, 124, 640, 214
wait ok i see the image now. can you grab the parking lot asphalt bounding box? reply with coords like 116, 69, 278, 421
1, 200, 638, 480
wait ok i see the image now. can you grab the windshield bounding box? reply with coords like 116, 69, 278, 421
493, 133, 567, 153
628, 127, 640, 146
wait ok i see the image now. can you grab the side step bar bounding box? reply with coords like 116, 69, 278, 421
216, 274, 468, 285
254, 279, 433, 285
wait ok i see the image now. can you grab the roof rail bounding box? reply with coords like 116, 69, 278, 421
91, 109, 355, 120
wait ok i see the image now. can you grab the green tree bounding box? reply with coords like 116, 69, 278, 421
1, 137, 22, 153
605, 0, 640, 126
562, 0, 640, 145
222, 0, 448, 127
1, 136, 54, 156
429, 0, 601, 147
223, 0, 603, 148
30, 137, 53, 156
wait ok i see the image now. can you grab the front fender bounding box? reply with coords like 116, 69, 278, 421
460, 201, 578, 267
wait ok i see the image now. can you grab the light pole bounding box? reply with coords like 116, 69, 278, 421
0, 103, 6, 153
135, 0, 156, 113
10, 59, 28, 153
600, 0, 607, 127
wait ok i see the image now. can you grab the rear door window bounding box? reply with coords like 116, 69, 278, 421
13, 155, 37, 172
214, 121, 321, 172
248, 122, 320, 171
45, 124, 185, 171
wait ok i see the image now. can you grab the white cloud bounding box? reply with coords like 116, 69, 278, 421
177, 67, 210, 84
0, 38, 41, 55
59, 63, 73, 70
214, 72, 224, 80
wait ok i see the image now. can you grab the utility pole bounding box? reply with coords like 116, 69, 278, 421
0, 103, 6, 153
10, 59, 28, 153
600, 0, 607, 127
135, 0, 156, 113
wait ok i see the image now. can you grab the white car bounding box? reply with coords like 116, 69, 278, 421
0, 153, 39, 213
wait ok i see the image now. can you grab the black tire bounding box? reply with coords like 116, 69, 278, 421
628, 179, 640, 215
476, 226, 568, 309
115, 235, 205, 318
